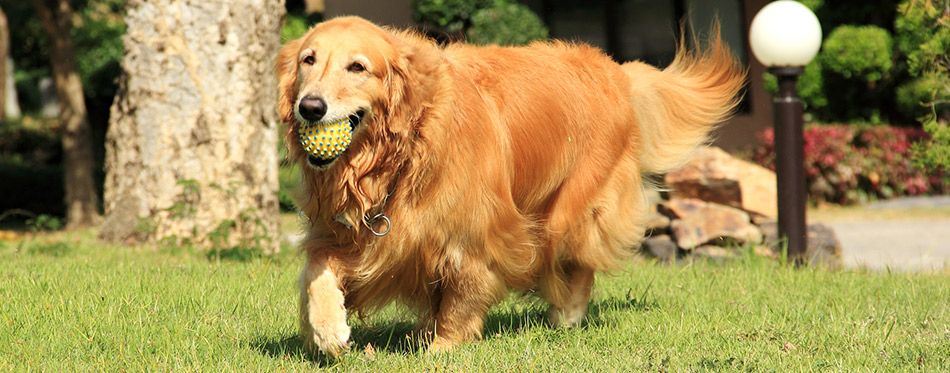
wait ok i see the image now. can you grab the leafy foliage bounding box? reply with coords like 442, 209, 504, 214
412, 0, 548, 46
748, 125, 948, 205
26, 214, 64, 232
897, 0, 950, 176
821, 25, 894, 82
411, 0, 492, 32
281, 12, 311, 43
466, 0, 548, 46
895, 0, 950, 77
913, 120, 950, 180
896, 73, 949, 119
6, 0, 125, 119
796, 0, 823, 11
71, 0, 126, 124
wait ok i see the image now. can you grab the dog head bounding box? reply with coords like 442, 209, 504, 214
277, 16, 440, 170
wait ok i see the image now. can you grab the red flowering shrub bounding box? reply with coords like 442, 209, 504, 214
748, 125, 948, 205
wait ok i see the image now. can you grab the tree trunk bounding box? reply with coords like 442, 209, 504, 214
100, 0, 284, 253
32, 0, 100, 229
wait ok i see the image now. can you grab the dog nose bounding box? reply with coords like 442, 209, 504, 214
298, 96, 327, 122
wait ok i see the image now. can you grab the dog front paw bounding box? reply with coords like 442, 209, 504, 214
304, 315, 352, 358
299, 255, 351, 358
548, 305, 587, 328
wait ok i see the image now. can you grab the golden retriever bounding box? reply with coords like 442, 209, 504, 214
277, 16, 744, 357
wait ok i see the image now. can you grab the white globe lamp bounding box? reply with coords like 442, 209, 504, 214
750, 1, 822, 67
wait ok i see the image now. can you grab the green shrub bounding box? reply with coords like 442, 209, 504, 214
817, 26, 895, 123
913, 120, 950, 178
895, 0, 950, 78
281, 13, 310, 42
896, 0, 950, 176
821, 25, 894, 82
411, 0, 492, 32
896, 73, 947, 120
466, 0, 548, 46
412, 0, 548, 46
748, 125, 947, 205
796, 0, 823, 11
26, 214, 64, 232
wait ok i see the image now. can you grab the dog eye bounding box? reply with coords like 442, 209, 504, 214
302, 55, 315, 65
347, 62, 366, 73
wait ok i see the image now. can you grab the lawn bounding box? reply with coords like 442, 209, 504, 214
2, 225, 949, 371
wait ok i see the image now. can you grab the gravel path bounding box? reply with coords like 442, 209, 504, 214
823, 196, 950, 272
829, 220, 950, 272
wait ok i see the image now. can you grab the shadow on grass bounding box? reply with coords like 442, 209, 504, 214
587, 293, 658, 325
586, 288, 658, 327
249, 320, 419, 366
205, 246, 265, 262
248, 334, 324, 365
349, 320, 419, 354
483, 302, 548, 338
251, 289, 656, 364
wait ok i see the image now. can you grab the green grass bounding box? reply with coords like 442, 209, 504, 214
2, 228, 949, 371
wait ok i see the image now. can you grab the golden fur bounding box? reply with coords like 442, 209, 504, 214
277, 16, 745, 356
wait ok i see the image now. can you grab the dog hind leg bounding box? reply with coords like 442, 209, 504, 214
427, 253, 508, 353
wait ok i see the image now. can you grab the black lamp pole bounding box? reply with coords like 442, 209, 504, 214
769, 66, 807, 264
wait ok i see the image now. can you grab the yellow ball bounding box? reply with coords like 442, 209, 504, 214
297, 118, 354, 160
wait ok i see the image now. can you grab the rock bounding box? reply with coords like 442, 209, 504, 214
665, 146, 778, 218
644, 212, 671, 233
751, 215, 776, 226
760, 222, 843, 268
662, 198, 704, 219
753, 245, 780, 259
667, 198, 763, 249
642, 234, 678, 261
692, 245, 734, 261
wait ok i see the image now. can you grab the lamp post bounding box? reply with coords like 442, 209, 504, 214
749, 1, 822, 264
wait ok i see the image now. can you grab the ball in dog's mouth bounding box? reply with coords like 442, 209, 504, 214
299, 111, 364, 167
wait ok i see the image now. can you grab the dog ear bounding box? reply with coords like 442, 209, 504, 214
277, 37, 304, 125
382, 31, 441, 133
382, 41, 411, 133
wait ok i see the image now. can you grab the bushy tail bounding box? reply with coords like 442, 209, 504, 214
623, 25, 746, 174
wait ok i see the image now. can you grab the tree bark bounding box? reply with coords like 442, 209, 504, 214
32, 0, 100, 229
100, 0, 284, 253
